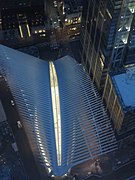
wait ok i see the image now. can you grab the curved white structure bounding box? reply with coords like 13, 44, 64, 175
0, 45, 117, 176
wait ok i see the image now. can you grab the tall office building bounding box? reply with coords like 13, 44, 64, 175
81, 0, 135, 89
81, 0, 135, 142
57, 0, 82, 40
0, 0, 47, 47
0, 45, 117, 177
103, 66, 135, 143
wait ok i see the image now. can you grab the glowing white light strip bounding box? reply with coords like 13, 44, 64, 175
26, 24, 31, 37
19, 25, 23, 38
49, 62, 61, 166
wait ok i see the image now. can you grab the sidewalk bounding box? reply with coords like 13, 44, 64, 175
112, 141, 135, 170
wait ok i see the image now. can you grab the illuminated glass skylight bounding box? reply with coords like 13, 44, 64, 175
49, 62, 61, 166
0, 45, 117, 176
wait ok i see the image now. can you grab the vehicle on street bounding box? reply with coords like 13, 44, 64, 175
17, 121, 22, 128
11, 100, 15, 106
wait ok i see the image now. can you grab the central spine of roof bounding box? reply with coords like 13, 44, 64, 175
49, 62, 61, 166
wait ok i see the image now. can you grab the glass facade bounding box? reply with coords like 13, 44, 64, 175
0, 45, 117, 176
81, 0, 135, 89
0, 0, 46, 45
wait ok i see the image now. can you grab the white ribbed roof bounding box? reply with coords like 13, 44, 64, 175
0, 45, 117, 176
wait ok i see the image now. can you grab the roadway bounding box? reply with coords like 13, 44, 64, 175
46, 0, 58, 23
0, 78, 47, 180
85, 160, 135, 180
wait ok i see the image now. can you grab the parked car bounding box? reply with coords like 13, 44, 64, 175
17, 121, 22, 128
11, 100, 15, 106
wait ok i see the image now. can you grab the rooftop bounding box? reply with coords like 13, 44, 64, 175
112, 66, 135, 108
0, 44, 117, 177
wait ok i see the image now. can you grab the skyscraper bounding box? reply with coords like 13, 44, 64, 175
103, 67, 135, 142
81, 0, 135, 89
81, 0, 135, 143
0, 0, 47, 47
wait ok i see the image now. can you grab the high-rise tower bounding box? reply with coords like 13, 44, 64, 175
81, 0, 135, 89
0, 0, 47, 47
81, 0, 135, 143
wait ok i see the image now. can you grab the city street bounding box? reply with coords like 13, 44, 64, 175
38, 39, 82, 63
46, 0, 58, 20
39, 45, 59, 61
0, 78, 47, 180
83, 160, 135, 180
